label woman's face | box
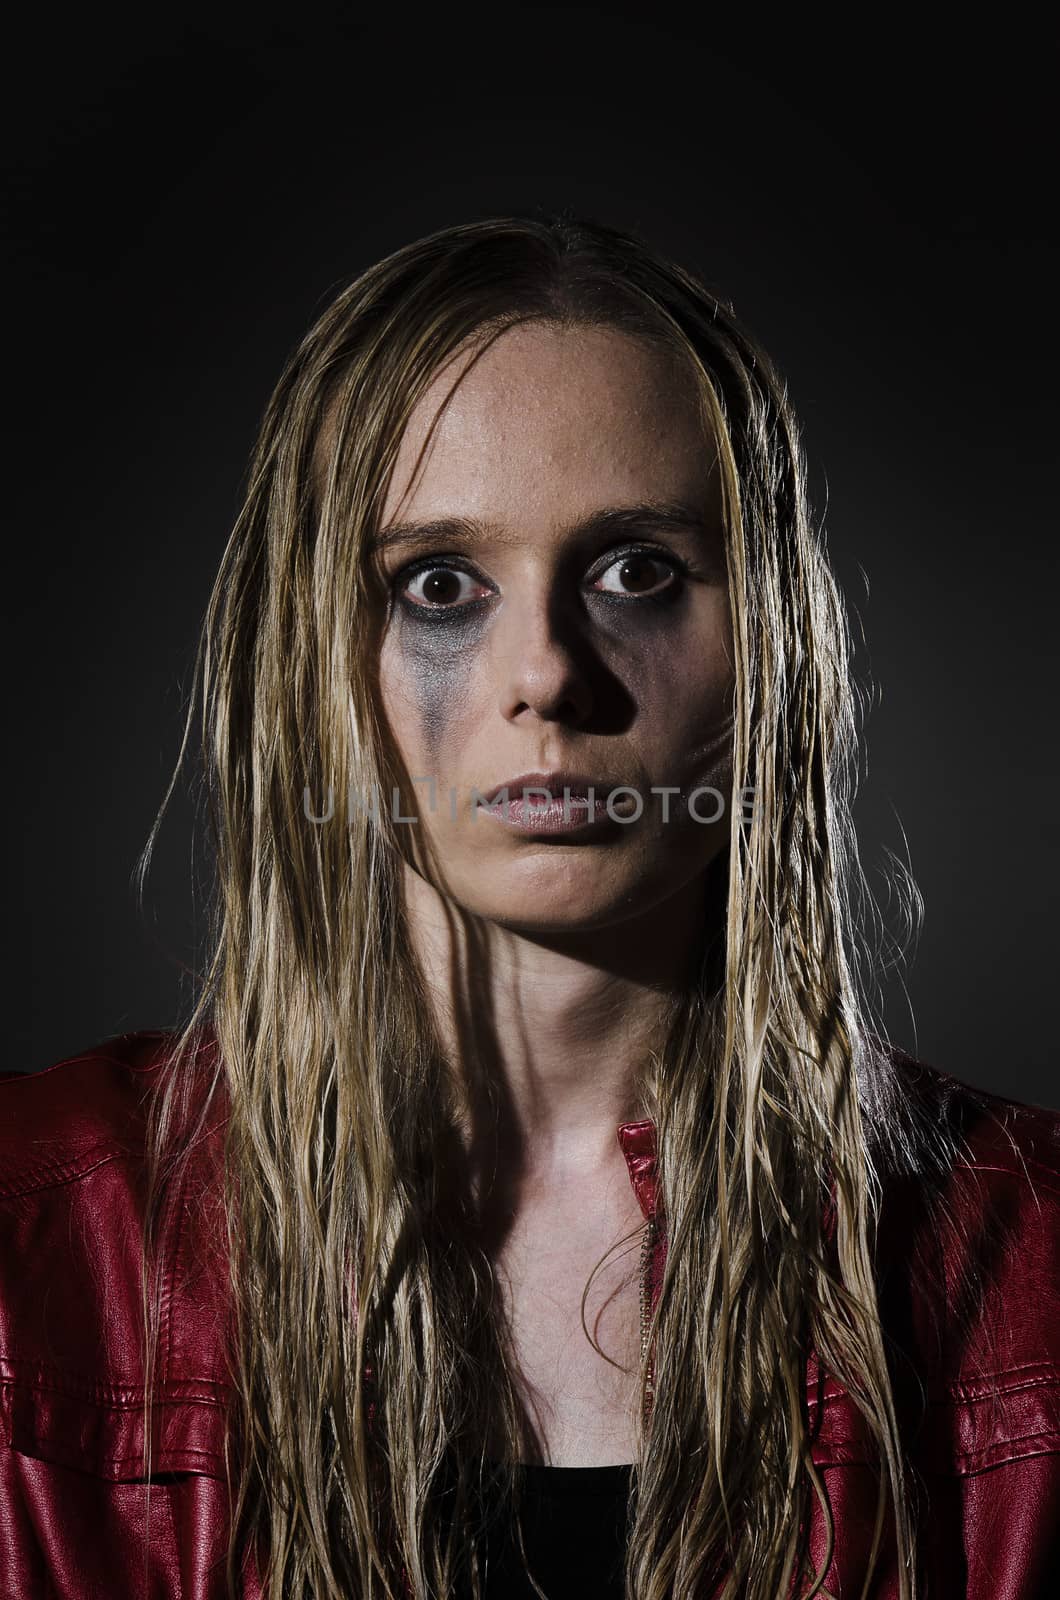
[373,320,736,934]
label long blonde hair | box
[134,211,966,1599]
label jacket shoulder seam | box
[955,1156,1060,1202]
[0,1141,130,1200]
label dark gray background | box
[6,11,1057,1104]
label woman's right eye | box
[396,562,493,610]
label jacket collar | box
[617,1118,660,1220]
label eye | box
[389,544,689,615]
[590,546,685,599]
[395,560,494,610]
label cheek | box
[588,591,712,721]
[379,609,491,766]
[596,593,734,724]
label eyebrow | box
[369,499,713,555]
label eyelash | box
[390,544,693,612]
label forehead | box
[380,321,715,526]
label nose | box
[494,582,594,726]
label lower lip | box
[476,792,638,834]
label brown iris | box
[614,554,666,594]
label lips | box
[481,770,625,804]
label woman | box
[2,212,1058,1600]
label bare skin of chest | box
[488,1180,648,1467]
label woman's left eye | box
[591,548,684,598]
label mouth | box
[481,770,629,805]
[476,770,641,833]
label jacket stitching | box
[160,1159,194,1386]
[0,1376,230,1401]
[0,1144,128,1199]
[957,1158,1060,1198]
[8,1438,226,1471]
[0,1050,162,1084]
[942,1368,1060,1403]
[807,1363,1060,1409]
[0,1362,231,1404]
[947,1426,1060,1472]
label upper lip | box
[480,770,625,804]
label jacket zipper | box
[639,1212,656,1421]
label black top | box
[477,1462,635,1599]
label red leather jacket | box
[1,1030,1059,1599]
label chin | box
[477,903,628,938]
[453,872,654,937]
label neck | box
[401,864,713,1189]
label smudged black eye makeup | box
[390,543,695,621]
